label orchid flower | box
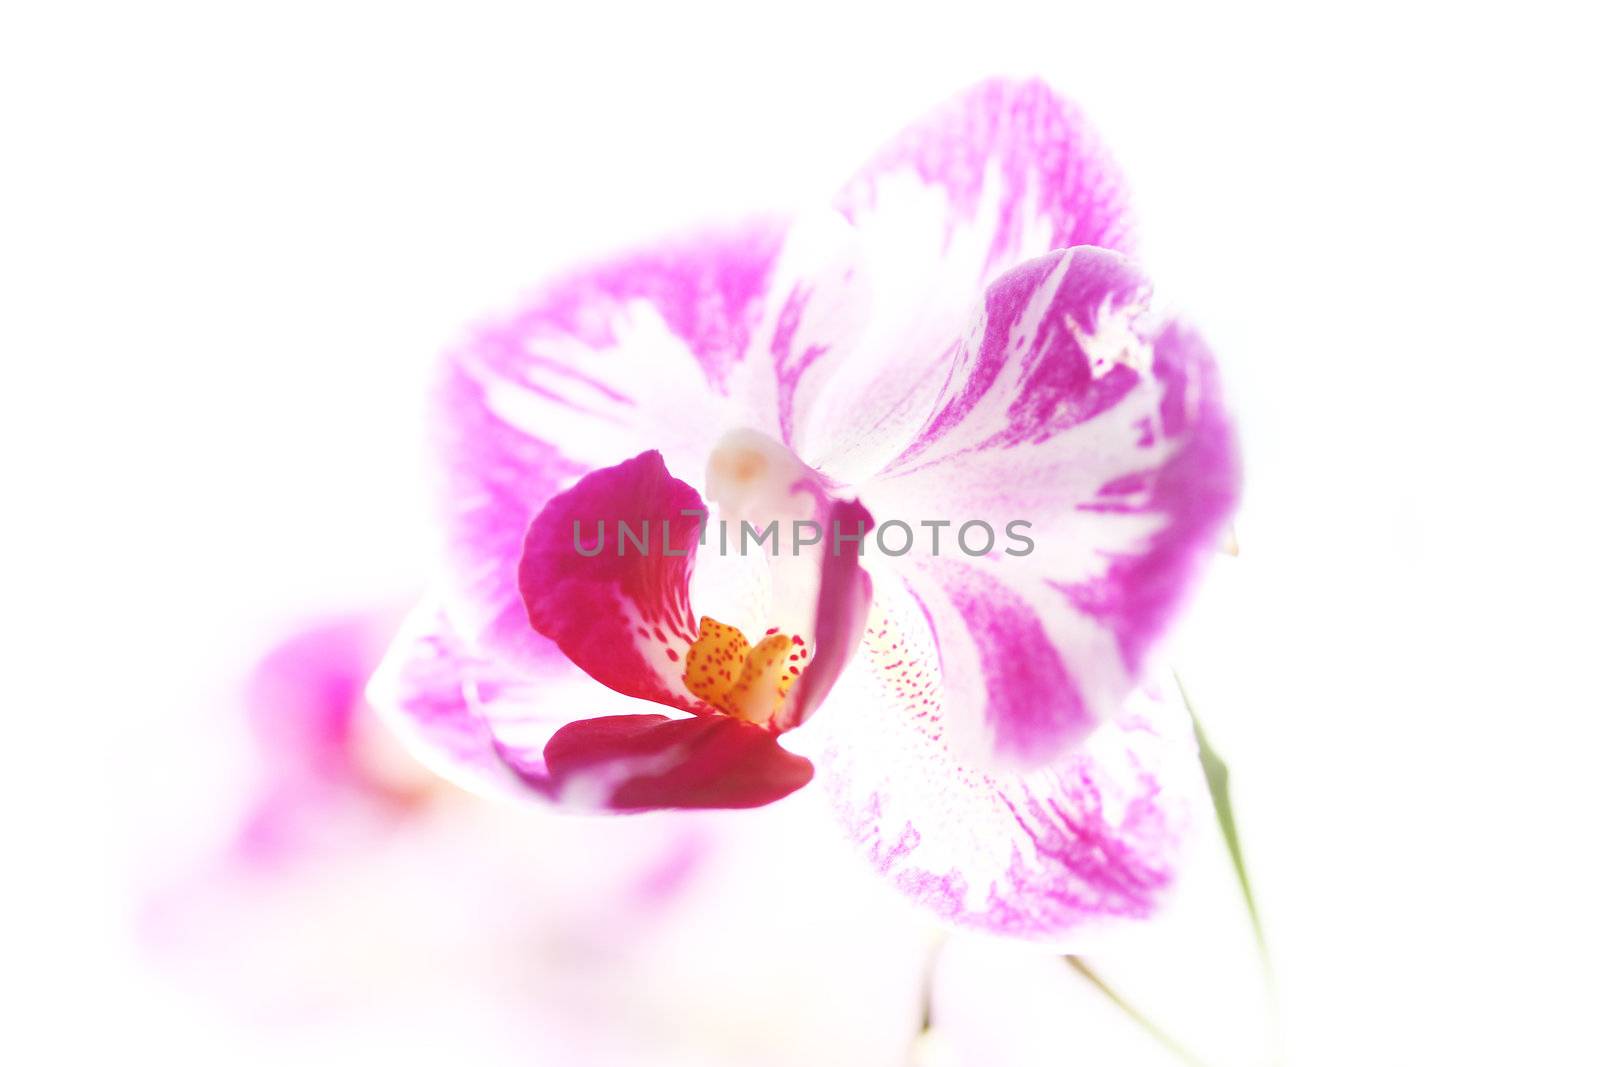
[226,612,437,866]
[370,78,1240,943]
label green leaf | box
[1174,673,1269,967]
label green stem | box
[1064,677,1281,1067]
[1064,956,1215,1067]
[917,931,947,1034]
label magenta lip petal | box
[538,713,814,812]
[518,450,710,714]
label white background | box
[5,1,1598,1064]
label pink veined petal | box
[369,598,792,811]
[793,593,1199,947]
[530,714,815,812]
[518,450,709,713]
[857,247,1241,769]
[365,599,605,805]
[743,77,1138,485]
[838,76,1136,277]
[434,219,791,671]
[775,498,875,731]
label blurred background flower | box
[140,610,938,1066]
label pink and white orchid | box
[370,78,1240,943]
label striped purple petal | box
[856,247,1240,769]
[434,219,791,671]
[796,589,1199,945]
[753,77,1138,485]
[366,598,667,806]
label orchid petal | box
[435,220,790,669]
[838,77,1137,276]
[532,713,814,811]
[738,78,1137,484]
[860,247,1240,768]
[796,605,1198,946]
[518,450,708,713]
[364,599,653,806]
[776,498,875,731]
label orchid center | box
[704,427,820,527]
[683,615,809,725]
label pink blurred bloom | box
[227,613,435,867]
[146,611,717,975]
[145,613,932,1066]
[371,79,1240,944]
